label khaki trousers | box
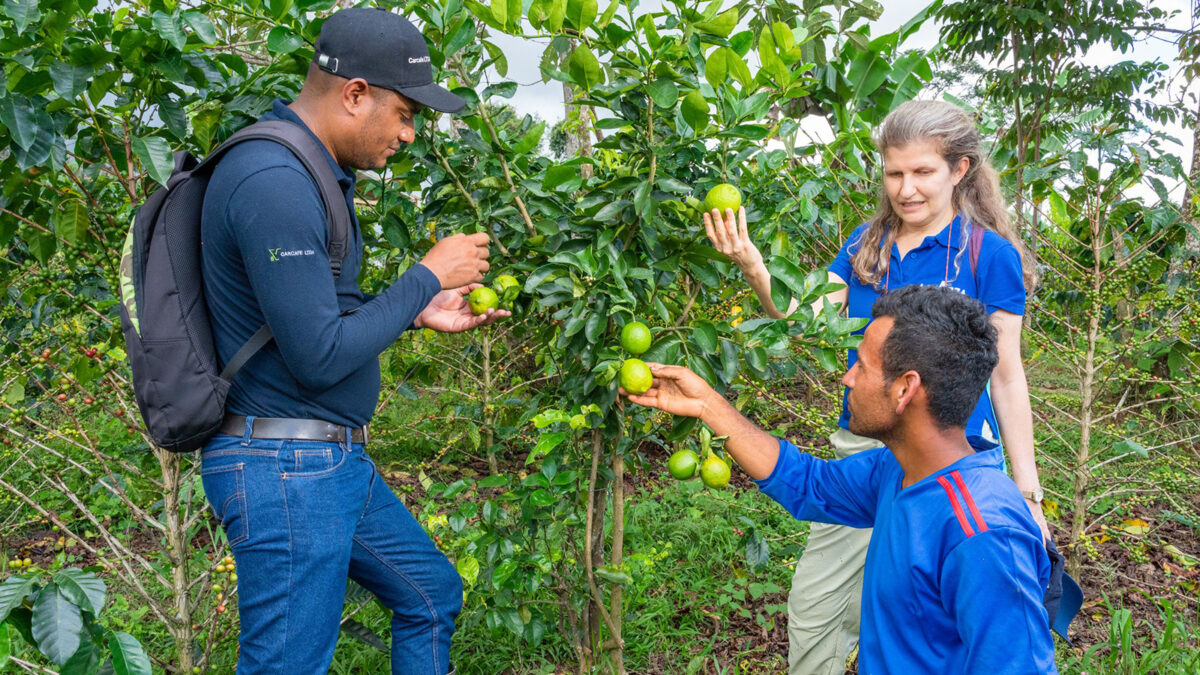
[787,428,883,675]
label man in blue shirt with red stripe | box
[623,284,1057,673]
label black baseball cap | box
[314,8,467,114]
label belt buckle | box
[361,425,369,445]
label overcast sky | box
[475,0,1195,186]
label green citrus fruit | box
[493,274,520,304]
[620,321,652,355]
[494,274,519,293]
[704,183,742,214]
[467,287,499,315]
[668,449,699,480]
[700,456,731,489]
[618,358,653,395]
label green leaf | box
[594,567,632,585]
[107,631,150,675]
[0,576,36,624]
[456,556,481,587]
[812,347,838,372]
[444,19,476,59]
[489,0,508,28]
[526,432,567,464]
[60,629,102,675]
[483,81,518,99]
[2,0,41,34]
[704,48,729,89]
[50,62,92,101]
[771,22,795,52]
[1113,439,1148,458]
[10,105,56,169]
[32,584,82,666]
[181,11,217,44]
[596,0,620,28]
[269,0,293,21]
[745,531,769,570]
[528,489,557,506]
[681,89,710,129]
[565,0,597,31]
[696,6,738,37]
[150,11,186,51]
[381,211,411,250]
[52,200,89,247]
[266,26,304,54]
[0,622,9,671]
[691,321,718,354]
[705,47,751,90]
[52,570,105,617]
[131,135,175,188]
[477,475,508,488]
[192,107,222,153]
[567,44,604,90]
[657,176,691,194]
[338,620,387,654]
[3,381,24,405]
[646,78,678,108]
[0,93,39,151]
[547,0,566,32]
[768,256,807,295]
[27,230,57,263]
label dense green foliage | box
[0,0,1197,672]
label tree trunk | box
[158,450,195,674]
[1068,190,1106,577]
[483,332,498,475]
[581,429,608,672]
[1169,95,1199,284]
[608,432,625,674]
[561,40,593,180]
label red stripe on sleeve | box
[937,475,976,537]
[950,471,989,533]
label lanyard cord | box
[883,220,961,293]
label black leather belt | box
[221,415,368,445]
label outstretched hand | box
[703,206,762,271]
[414,284,510,333]
[619,363,715,419]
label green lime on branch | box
[700,455,730,489]
[620,321,652,355]
[618,358,653,395]
[704,183,742,214]
[467,287,499,315]
[493,274,520,305]
[667,449,699,480]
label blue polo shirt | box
[757,438,1057,674]
[201,100,441,428]
[828,217,1026,437]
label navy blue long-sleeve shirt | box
[201,100,441,427]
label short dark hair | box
[870,285,998,429]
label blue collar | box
[263,99,356,191]
[932,214,968,250]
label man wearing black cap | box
[199,8,490,674]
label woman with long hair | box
[704,99,1049,675]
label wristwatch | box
[1020,487,1045,504]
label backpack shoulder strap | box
[200,120,354,383]
[219,323,275,381]
[201,120,352,278]
[968,222,984,283]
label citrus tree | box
[0,0,934,671]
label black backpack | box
[118,120,351,452]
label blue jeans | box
[201,422,462,674]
